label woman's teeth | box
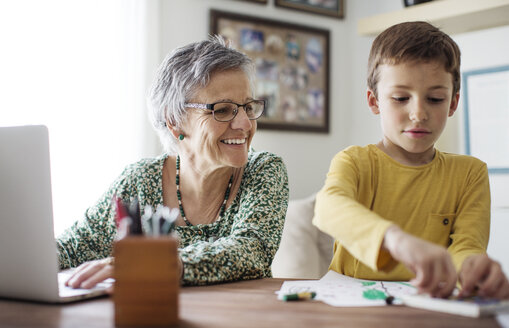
[222,138,246,145]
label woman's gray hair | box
[147,35,255,154]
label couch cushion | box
[271,194,334,279]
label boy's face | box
[367,61,459,165]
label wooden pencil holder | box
[113,236,179,326]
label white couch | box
[271,194,334,279]
[272,198,509,280]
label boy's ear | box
[367,89,380,115]
[448,92,460,117]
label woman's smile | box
[221,138,247,145]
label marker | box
[152,206,162,237]
[161,208,179,235]
[128,197,143,235]
[113,194,129,228]
[282,291,316,301]
[141,205,153,235]
[116,217,132,240]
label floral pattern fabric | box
[56,151,289,285]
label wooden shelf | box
[358,0,509,36]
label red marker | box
[113,194,129,227]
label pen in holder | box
[113,235,179,326]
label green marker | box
[282,291,316,301]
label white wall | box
[452,26,509,273]
[452,26,509,210]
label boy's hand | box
[459,254,509,299]
[384,225,457,298]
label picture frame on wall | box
[210,9,330,133]
[463,65,509,173]
[275,0,344,19]
[234,0,268,4]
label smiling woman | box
[175,69,258,170]
[56,36,289,288]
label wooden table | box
[0,278,500,327]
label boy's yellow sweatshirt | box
[313,145,490,280]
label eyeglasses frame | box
[184,99,266,122]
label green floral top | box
[56,151,289,286]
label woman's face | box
[179,69,257,170]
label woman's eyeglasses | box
[184,100,265,122]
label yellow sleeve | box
[448,162,490,271]
[313,150,396,271]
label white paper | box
[497,313,509,328]
[276,270,417,307]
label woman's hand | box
[65,257,114,294]
[383,225,457,298]
[459,254,509,299]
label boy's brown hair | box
[367,21,461,98]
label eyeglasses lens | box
[213,103,237,122]
[213,101,264,122]
[244,102,264,119]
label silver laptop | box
[0,125,111,303]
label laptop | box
[0,125,111,303]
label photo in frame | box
[463,65,509,173]
[275,0,344,19]
[210,10,330,133]
[234,0,268,4]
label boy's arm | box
[314,150,457,297]
[313,151,395,271]
[449,163,509,299]
[447,162,490,270]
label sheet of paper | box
[277,270,417,307]
[497,313,509,328]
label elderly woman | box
[58,36,289,287]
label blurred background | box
[1,0,507,271]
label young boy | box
[313,21,509,299]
